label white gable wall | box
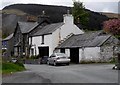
[60,23,83,40]
[60,14,84,40]
[51,16,84,54]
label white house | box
[29,12,84,57]
[56,31,119,63]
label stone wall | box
[100,45,114,61]
[100,36,118,62]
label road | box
[2,64,118,83]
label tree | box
[72,1,89,28]
[103,19,120,39]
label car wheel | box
[53,61,56,66]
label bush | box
[15,61,24,67]
[108,57,116,63]
[29,55,38,59]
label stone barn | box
[56,31,119,63]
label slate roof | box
[57,31,111,48]
[32,22,64,36]
[18,21,38,33]
[3,33,14,41]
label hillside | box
[2,9,26,15]
[100,12,120,19]
[2,4,109,37]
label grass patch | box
[2,62,25,74]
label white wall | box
[80,47,101,61]
[60,14,84,40]
[60,24,84,40]
[30,34,52,56]
[52,28,60,52]
[51,14,84,54]
[79,49,82,62]
[65,49,70,57]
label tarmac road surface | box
[2,64,118,83]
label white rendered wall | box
[61,14,84,40]
[52,28,60,52]
[82,47,101,61]
[79,49,82,62]
[65,49,70,57]
[30,34,52,56]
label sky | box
[0,0,119,13]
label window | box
[2,41,7,46]
[41,35,44,44]
[50,54,56,57]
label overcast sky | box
[0,0,119,13]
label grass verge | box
[2,62,25,75]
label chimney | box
[63,10,74,24]
[37,10,50,24]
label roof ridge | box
[99,35,111,46]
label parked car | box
[40,56,49,64]
[47,53,70,66]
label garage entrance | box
[60,48,65,53]
[38,47,49,58]
[70,48,79,64]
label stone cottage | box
[13,12,50,57]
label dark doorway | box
[60,48,65,53]
[38,47,49,58]
[70,48,79,64]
